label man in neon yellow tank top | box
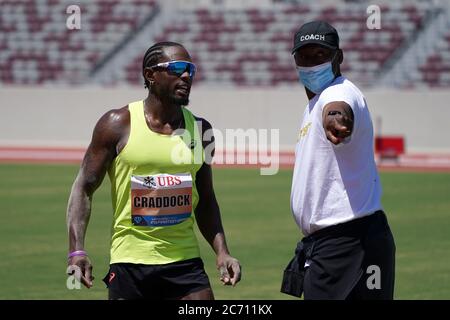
[66,41,241,299]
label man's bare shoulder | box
[97,105,129,130]
[98,105,130,127]
[92,105,130,145]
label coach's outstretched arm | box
[66,109,127,288]
[194,118,242,287]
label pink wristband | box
[68,250,88,259]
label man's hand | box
[67,255,94,288]
[322,101,354,145]
[217,253,241,286]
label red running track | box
[1,146,450,172]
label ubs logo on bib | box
[143,175,182,188]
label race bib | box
[130,173,192,226]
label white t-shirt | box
[290,76,382,236]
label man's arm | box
[194,118,241,286]
[322,101,354,145]
[66,107,128,288]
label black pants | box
[102,258,211,300]
[281,211,396,300]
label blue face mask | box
[296,57,336,94]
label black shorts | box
[281,211,396,300]
[102,257,211,300]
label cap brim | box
[291,41,337,54]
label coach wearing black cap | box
[281,21,396,300]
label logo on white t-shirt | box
[298,122,312,141]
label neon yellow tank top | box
[107,100,204,265]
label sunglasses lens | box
[168,62,186,75]
[168,62,196,78]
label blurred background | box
[0,0,449,300]
[1,0,450,163]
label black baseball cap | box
[292,21,339,54]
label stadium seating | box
[0,0,157,85]
[122,3,429,87]
[1,1,449,88]
[417,31,450,88]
